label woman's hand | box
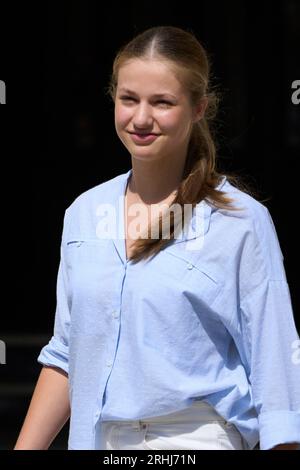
[272,443,299,450]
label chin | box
[131,150,162,162]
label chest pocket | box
[66,238,110,247]
[136,246,225,366]
[65,238,111,288]
[156,247,223,308]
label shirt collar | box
[114,170,226,253]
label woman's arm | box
[14,366,70,450]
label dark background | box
[0,0,299,450]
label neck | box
[128,155,186,205]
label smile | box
[128,132,160,145]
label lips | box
[128,132,160,144]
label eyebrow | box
[118,88,177,100]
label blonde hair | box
[109,26,247,263]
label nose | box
[132,102,153,129]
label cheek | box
[159,110,191,137]
[115,106,131,130]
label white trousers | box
[98,401,249,450]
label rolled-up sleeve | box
[240,279,300,449]
[236,205,300,449]
[37,209,71,375]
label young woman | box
[15,26,300,450]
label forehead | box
[117,58,184,96]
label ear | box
[193,97,208,122]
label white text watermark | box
[0,80,6,104]
[95,197,206,251]
[291,339,300,365]
[0,340,6,364]
[291,80,300,105]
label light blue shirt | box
[38,169,300,450]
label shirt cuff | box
[37,335,69,375]
[259,410,300,449]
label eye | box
[119,95,136,102]
[156,100,173,107]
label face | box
[114,58,203,164]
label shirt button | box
[187,264,193,270]
[112,311,119,319]
[106,360,113,368]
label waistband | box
[102,400,227,426]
